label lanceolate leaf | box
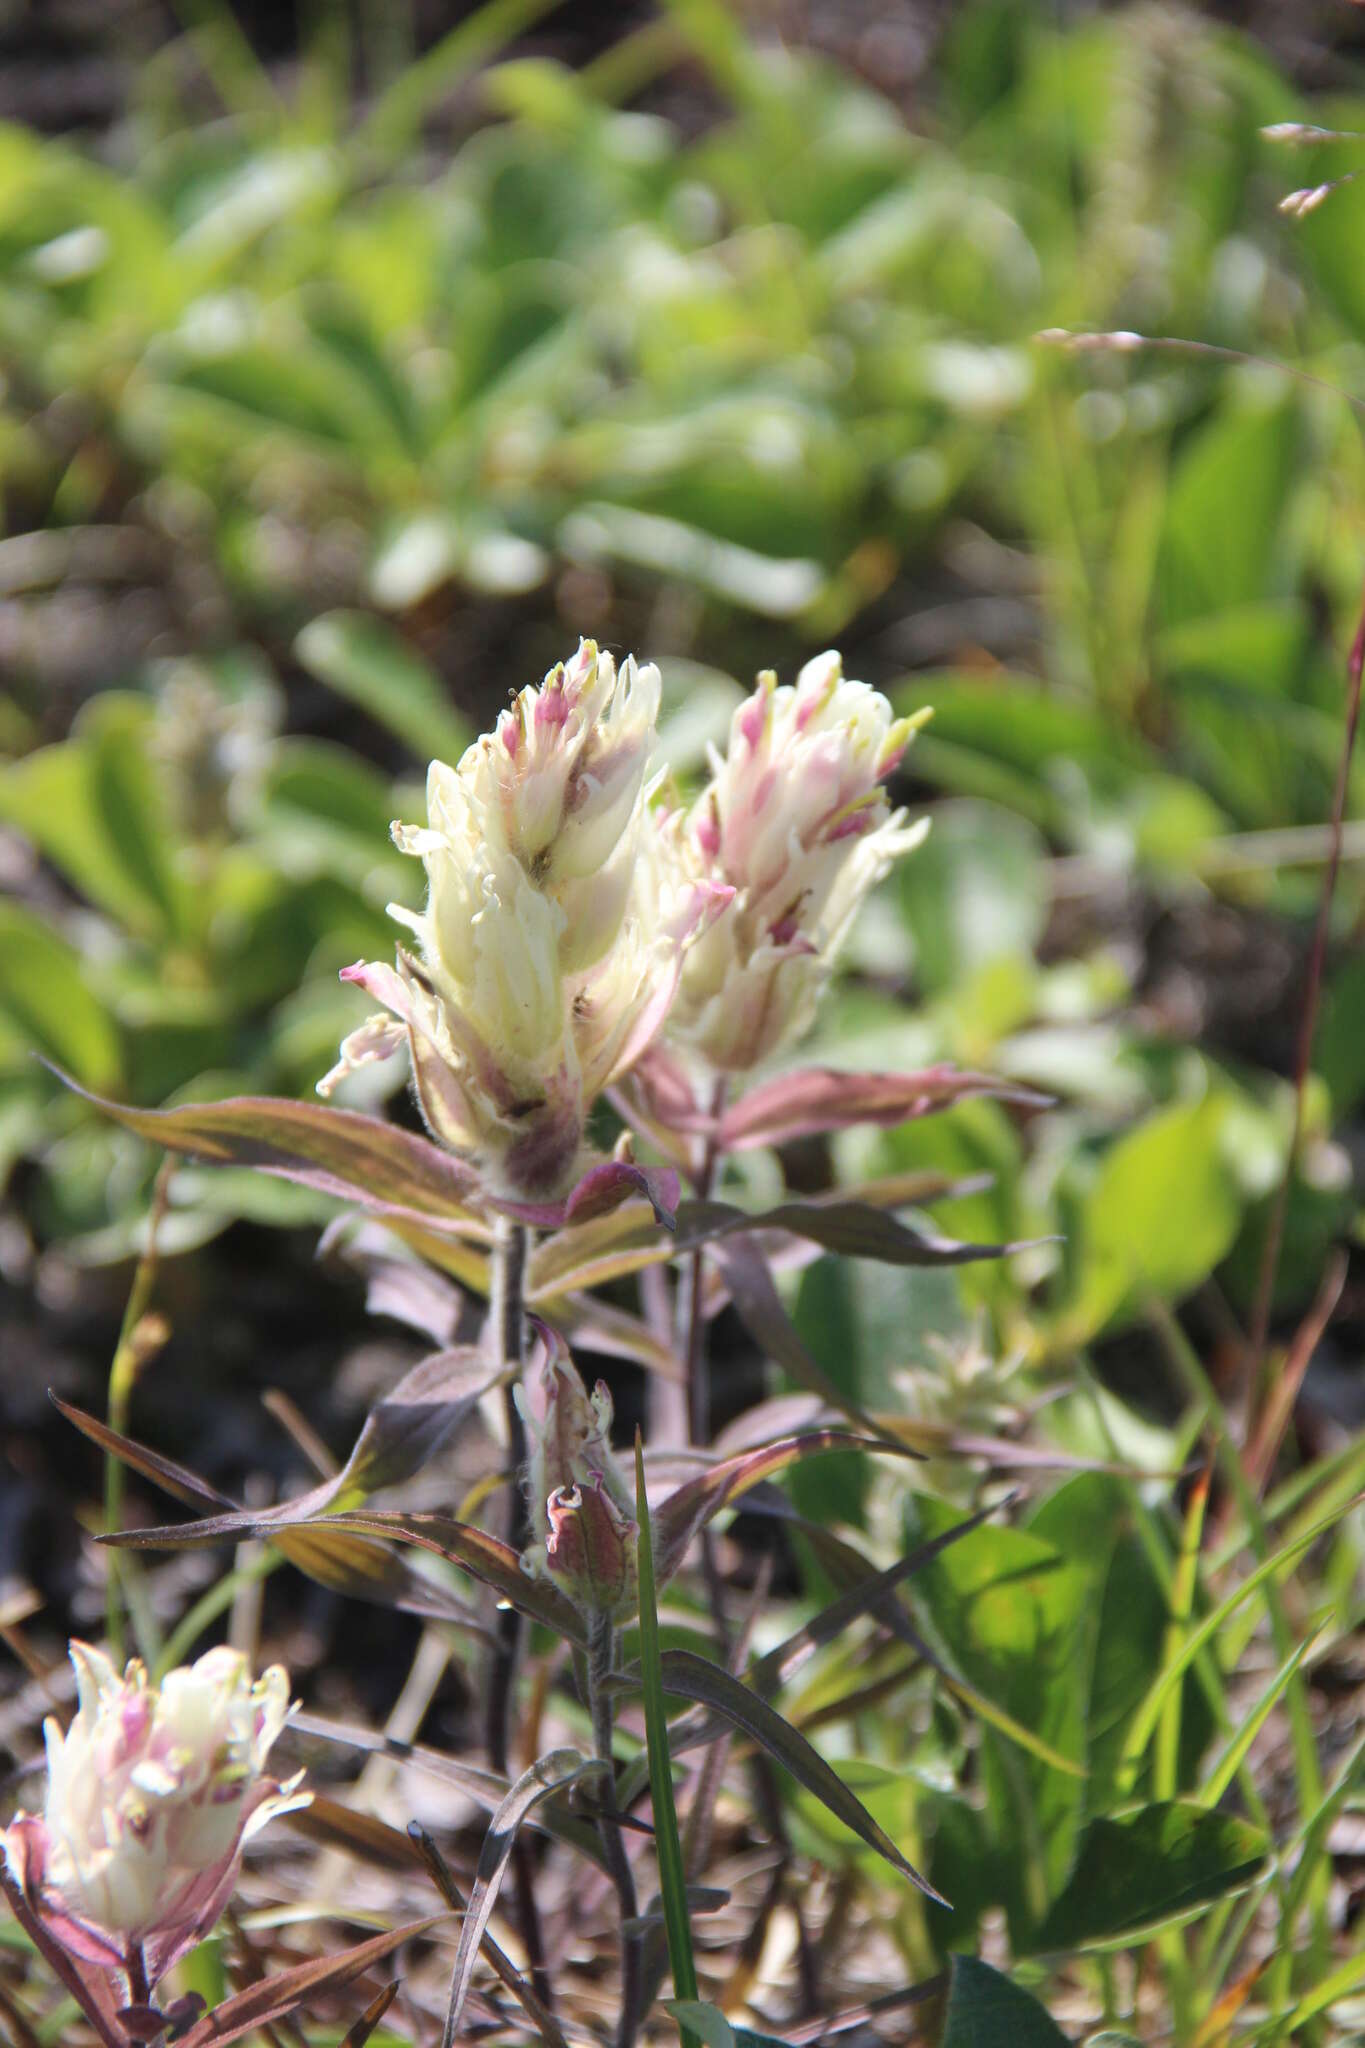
[672,1196,1039,1268]
[50,1069,480,1228]
[225,1507,588,1645]
[708,1234,885,1432]
[650,1429,915,1588]
[654,1649,947,1905]
[65,1398,491,1635]
[103,1345,499,1545]
[442,1751,600,2044]
[172,1920,441,2047]
[718,1066,1047,1152]
[51,1393,236,1513]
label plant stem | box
[124,1940,150,2010]
[483,1214,551,2009]
[587,1608,644,2048]
[104,1161,174,1660]
[677,1077,728,1448]
[1243,576,1364,1431]
[675,1077,731,1644]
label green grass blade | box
[1198,1629,1320,1808]
[1115,1492,1353,1795]
[635,1432,701,2041]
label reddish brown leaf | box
[172,1919,441,2046]
[720,1065,1047,1151]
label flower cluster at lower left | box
[2,1640,307,1992]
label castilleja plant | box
[40,638,1061,2048]
[1,1643,306,2020]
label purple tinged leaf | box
[706,1236,887,1436]
[650,1429,916,1588]
[170,1919,441,2047]
[672,1196,1043,1267]
[48,1068,480,1228]
[50,1393,236,1512]
[442,1750,601,2045]
[61,1396,491,1634]
[262,1509,590,1646]
[719,1065,1049,1151]
[340,1983,399,2048]
[502,1157,681,1230]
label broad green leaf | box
[86,696,187,942]
[938,1955,1067,2048]
[1064,1096,1244,1339]
[0,741,150,926]
[1030,1803,1267,1950]
[294,611,471,766]
[0,906,121,1090]
[1155,401,1296,627]
[910,1499,1092,1941]
[898,800,1048,996]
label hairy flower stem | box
[484,1215,551,2009]
[124,1940,150,2010]
[587,1609,643,2048]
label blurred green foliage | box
[1,2,1363,2034]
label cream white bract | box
[665,651,928,1070]
[319,640,728,1203]
[2,1642,306,1984]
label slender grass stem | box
[587,1609,644,2048]
[104,1162,174,1660]
[1242,576,1364,1417]
[1148,1300,1330,2011]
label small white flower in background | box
[664,650,930,1071]
[320,640,730,1203]
[2,1641,307,1986]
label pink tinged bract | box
[1,1642,308,1990]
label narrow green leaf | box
[294,610,470,765]
[636,1431,700,2042]
[1116,1496,1353,1792]
[655,1649,945,1904]
[1199,1631,1319,1808]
